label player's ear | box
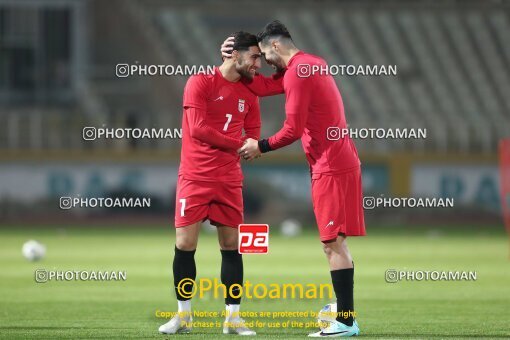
[272,40,279,52]
[231,50,240,62]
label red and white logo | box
[238,224,269,254]
[238,99,245,113]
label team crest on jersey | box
[238,99,245,113]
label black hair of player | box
[231,31,258,52]
[257,20,293,45]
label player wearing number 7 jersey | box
[159,32,261,336]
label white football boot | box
[158,312,192,334]
[223,317,256,336]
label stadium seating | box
[1,0,509,153]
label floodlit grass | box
[0,225,509,339]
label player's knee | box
[322,238,348,257]
[175,237,197,251]
[322,243,335,257]
[219,236,237,250]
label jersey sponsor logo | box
[238,99,245,113]
[238,224,269,254]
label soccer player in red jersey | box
[158,32,260,336]
[223,21,365,337]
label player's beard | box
[267,55,285,73]
[236,60,255,80]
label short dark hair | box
[231,31,258,52]
[257,20,293,44]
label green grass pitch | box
[0,225,509,339]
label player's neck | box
[283,48,300,67]
[218,63,241,82]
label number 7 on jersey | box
[223,114,232,131]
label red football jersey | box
[179,67,261,182]
[244,52,360,175]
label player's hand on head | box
[221,36,235,59]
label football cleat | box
[308,320,359,337]
[223,317,256,336]
[158,312,192,334]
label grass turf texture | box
[0,225,509,339]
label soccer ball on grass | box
[22,240,46,261]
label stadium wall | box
[0,152,501,224]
